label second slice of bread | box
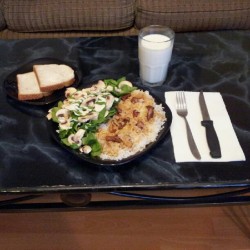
[17,72,51,101]
[33,64,75,92]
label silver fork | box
[176,91,201,160]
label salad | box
[47,77,137,157]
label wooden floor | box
[0,194,249,250]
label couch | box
[0,0,250,39]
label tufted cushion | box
[136,0,250,32]
[0,0,6,30]
[4,0,135,32]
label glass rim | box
[139,25,175,43]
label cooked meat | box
[146,105,154,120]
[106,135,122,143]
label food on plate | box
[33,64,75,92]
[96,89,166,160]
[17,72,52,101]
[47,77,167,161]
[16,63,75,101]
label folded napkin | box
[165,91,246,162]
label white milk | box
[139,34,173,85]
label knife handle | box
[201,120,221,158]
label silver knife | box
[199,91,221,158]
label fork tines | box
[176,91,187,110]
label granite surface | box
[0,31,249,193]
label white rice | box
[98,94,166,161]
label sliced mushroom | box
[95,80,106,90]
[62,99,70,108]
[65,103,79,111]
[80,145,92,154]
[58,116,67,124]
[86,112,98,121]
[114,87,122,93]
[72,91,85,99]
[67,129,85,147]
[77,109,91,117]
[118,80,132,88]
[67,134,76,144]
[75,129,85,139]
[56,109,70,119]
[78,116,90,123]
[106,85,113,92]
[82,96,96,107]
[59,119,71,130]
[56,109,70,124]
[65,87,77,98]
[78,112,98,123]
[73,129,85,145]
[105,94,115,110]
[81,89,89,96]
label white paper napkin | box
[165,91,246,162]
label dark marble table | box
[0,31,250,210]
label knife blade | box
[199,91,221,158]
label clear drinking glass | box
[138,25,175,87]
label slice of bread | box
[17,72,52,101]
[33,64,75,92]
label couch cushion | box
[136,0,250,31]
[4,0,135,32]
[0,27,139,40]
[0,0,6,30]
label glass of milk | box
[139,25,175,87]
